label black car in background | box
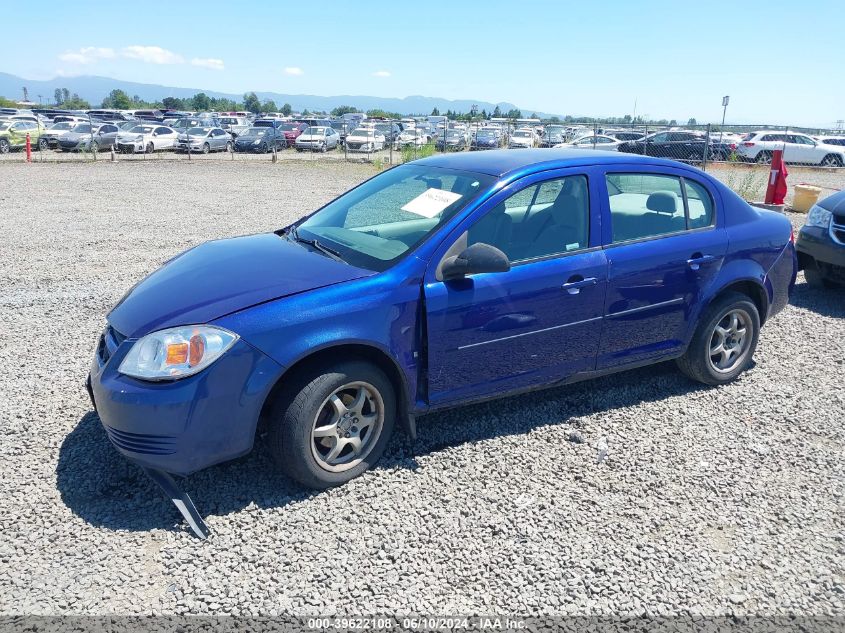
[373,122,402,145]
[233,126,287,152]
[471,129,503,150]
[796,189,845,287]
[618,131,711,161]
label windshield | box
[303,126,324,135]
[477,130,496,138]
[279,123,299,131]
[350,128,374,136]
[513,131,531,138]
[50,122,75,130]
[296,165,494,272]
[241,128,267,137]
[0,122,10,131]
[73,124,93,133]
[187,127,208,136]
[446,131,461,139]
[128,126,154,134]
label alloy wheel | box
[708,309,752,373]
[310,381,385,473]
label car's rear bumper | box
[87,331,282,476]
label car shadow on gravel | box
[58,360,707,536]
[789,281,845,318]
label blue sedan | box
[87,150,796,537]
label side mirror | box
[441,243,510,280]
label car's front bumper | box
[796,225,845,269]
[117,141,145,153]
[87,327,283,476]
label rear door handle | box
[561,277,598,295]
[687,254,716,270]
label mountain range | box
[0,72,555,117]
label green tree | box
[64,93,90,109]
[242,92,261,113]
[687,117,697,126]
[161,96,183,110]
[669,119,677,126]
[302,108,311,116]
[54,88,63,105]
[505,108,522,119]
[0,95,18,108]
[262,99,278,113]
[191,92,211,111]
[331,105,358,116]
[102,89,131,110]
[61,88,70,103]
[281,103,292,116]
[492,105,502,118]
[430,107,440,116]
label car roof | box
[415,148,698,178]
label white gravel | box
[0,160,843,617]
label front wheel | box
[268,360,396,488]
[38,138,48,151]
[755,151,772,165]
[676,292,760,385]
[145,142,154,154]
[0,139,10,154]
[202,142,210,154]
[226,141,233,153]
[821,154,843,167]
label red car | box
[280,122,307,146]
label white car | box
[555,134,621,151]
[295,126,340,152]
[815,135,845,148]
[509,129,538,149]
[736,131,845,166]
[40,121,79,148]
[394,128,428,148]
[116,124,178,154]
[345,128,385,152]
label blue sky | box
[3,0,843,126]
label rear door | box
[597,168,727,368]
[424,168,608,405]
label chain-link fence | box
[6,114,845,172]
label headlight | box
[118,325,238,381]
[805,204,832,229]
[135,135,143,141]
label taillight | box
[729,143,736,149]
[790,227,795,243]
[743,142,755,147]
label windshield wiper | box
[286,226,345,262]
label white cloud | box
[191,57,225,71]
[372,70,391,77]
[122,45,184,65]
[58,47,116,64]
[284,67,304,76]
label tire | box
[226,141,233,153]
[261,142,268,154]
[268,360,396,489]
[319,142,327,153]
[91,141,99,152]
[804,261,838,289]
[145,142,154,154]
[676,291,760,386]
[202,142,210,154]
[37,137,48,151]
[820,154,843,167]
[755,151,772,165]
[0,139,9,154]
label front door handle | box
[561,276,598,295]
[687,254,716,270]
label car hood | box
[108,232,373,339]
[296,134,321,141]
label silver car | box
[58,123,119,152]
[175,127,233,154]
[294,126,341,152]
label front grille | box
[831,217,845,245]
[347,142,363,149]
[105,427,177,455]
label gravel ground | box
[0,160,843,617]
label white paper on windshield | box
[401,189,463,218]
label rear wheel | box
[677,292,760,385]
[261,142,268,153]
[202,142,210,154]
[821,154,843,167]
[226,141,233,153]
[756,151,772,165]
[145,142,154,154]
[268,360,396,489]
[0,139,10,154]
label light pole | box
[719,95,729,144]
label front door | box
[424,169,608,406]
